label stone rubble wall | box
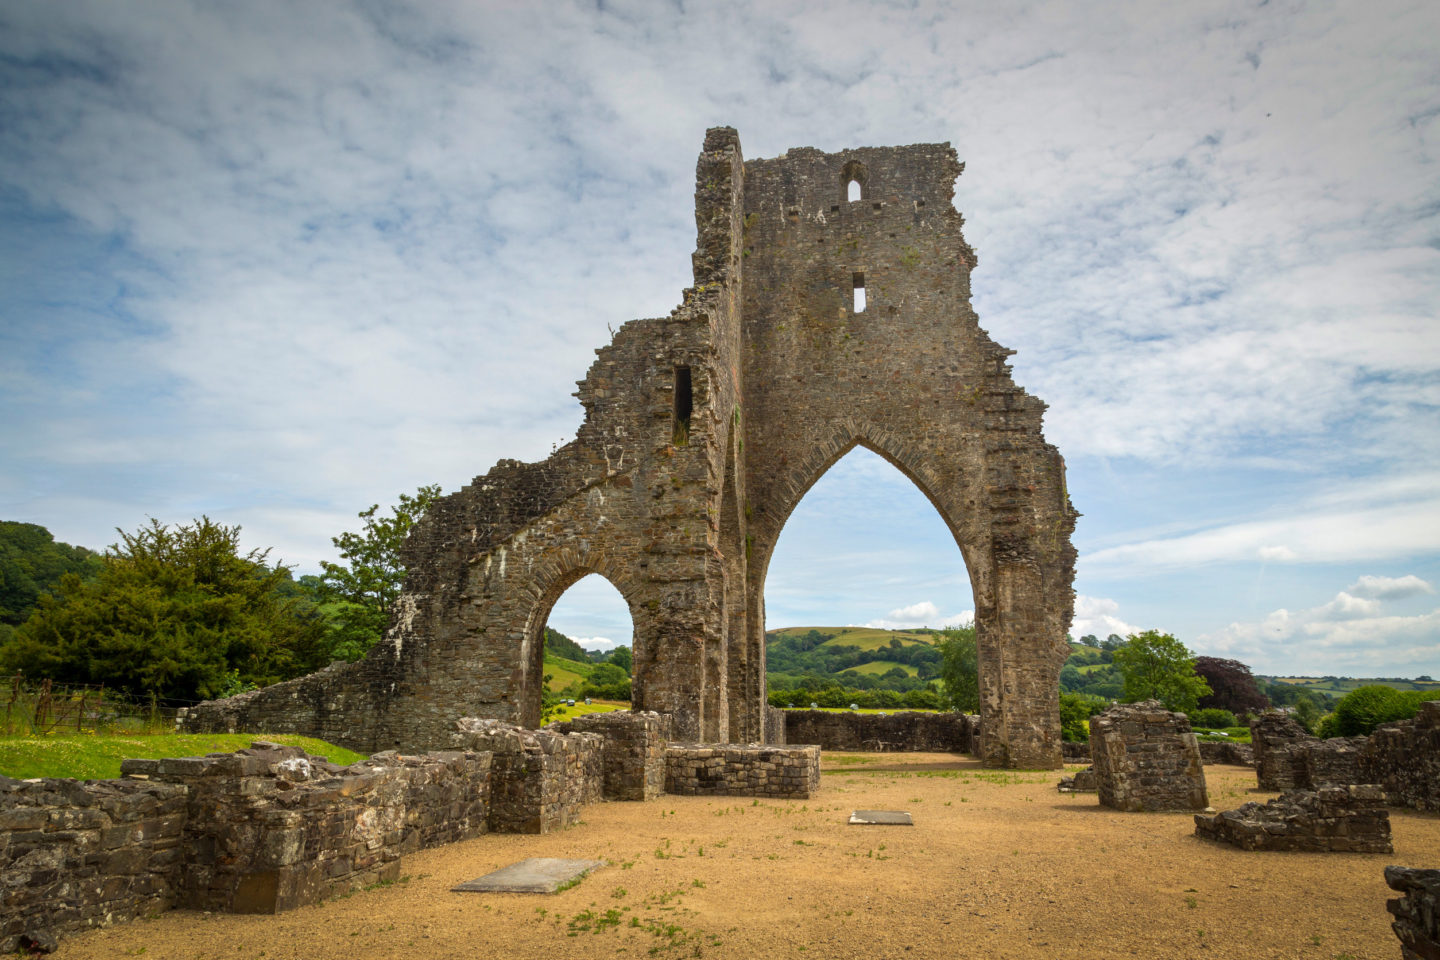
[1057,766,1097,793]
[1,742,492,951]
[1089,700,1208,812]
[119,743,492,914]
[549,711,667,801]
[451,718,601,833]
[1197,740,1254,766]
[664,744,821,798]
[1061,741,1091,762]
[1386,866,1440,960]
[1296,736,1369,789]
[1,777,188,953]
[1194,785,1392,853]
[780,711,977,753]
[1361,701,1440,812]
[1249,712,1315,790]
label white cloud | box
[1348,574,1434,601]
[1084,474,1440,576]
[1257,545,1297,562]
[1070,595,1141,642]
[574,636,621,653]
[1199,576,1440,675]
[863,601,973,631]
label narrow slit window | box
[847,179,862,202]
[673,365,693,444]
[852,272,866,313]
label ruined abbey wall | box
[182,128,1076,767]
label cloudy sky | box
[2,0,1437,676]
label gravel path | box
[58,754,1435,960]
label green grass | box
[843,660,919,677]
[541,699,630,726]
[0,733,367,781]
[1269,677,1440,694]
[779,705,943,715]
[543,653,594,692]
[766,624,933,653]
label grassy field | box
[778,705,944,714]
[0,733,366,780]
[766,626,939,651]
[1269,677,1440,694]
[540,699,629,725]
[543,653,594,692]
[842,660,919,677]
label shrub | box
[1189,708,1238,729]
[1059,693,1107,742]
[1320,685,1440,737]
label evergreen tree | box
[0,517,325,703]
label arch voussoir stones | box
[182,128,1078,767]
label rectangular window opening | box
[852,272,867,313]
[673,365,693,445]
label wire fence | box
[3,674,175,736]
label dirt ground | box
[58,754,1437,960]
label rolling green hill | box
[843,660,919,677]
[768,626,938,651]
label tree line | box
[0,487,440,705]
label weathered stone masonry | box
[183,127,1078,769]
[1088,701,1208,812]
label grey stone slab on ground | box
[452,858,605,894]
[849,810,913,825]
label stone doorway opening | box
[762,446,977,712]
[525,571,637,728]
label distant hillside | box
[765,626,943,691]
[1263,676,1440,695]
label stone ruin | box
[1246,702,1440,811]
[1088,700,1208,812]
[1249,711,1314,790]
[2,713,823,952]
[780,709,977,753]
[1363,700,1440,812]
[1194,784,1392,853]
[1056,766,1097,792]
[1387,866,1440,960]
[179,127,1078,769]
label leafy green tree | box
[607,645,633,673]
[0,521,103,626]
[1111,630,1212,713]
[1319,685,1440,737]
[312,485,441,660]
[1059,692,1107,741]
[936,623,978,712]
[0,517,325,703]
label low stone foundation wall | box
[1197,740,1254,766]
[1296,736,1368,789]
[1,742,493,951]
[452,719,601,832]
[1194,785,1391,853]
[664,744,821,798]
[1386,866,1440,960]
[1090,701,1208,812]
[120,743,492,913]
[1057,766,1096,793]
[550,711,666,801]
[780,711,976,753]
[1062,741,1091,762]
[1,777,187,953]
[1362,701,1440,811]
[1250,712,1315,790]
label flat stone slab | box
[849,810,913,825]
[452,858,605,894]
